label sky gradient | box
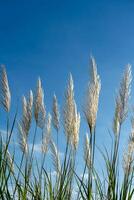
[0,0,134,175]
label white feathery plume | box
[123,116,134,173]
[50,139,61,173]
[118,64,132,123]
[18,123,28,154]
[28,90,33,112]
[123,142,133,173]
[17,91,33,155]
[130,117,134,144]
[63,74,75,142]
[113,64,132,135]
[84,56,101,133]
[42,113,52,154]
[34,78,42,122]
[21,91,33,137]
[34,78,46,129]
[37,101,46,129]
[0,66,11,112]
[21,96,28,135]
[72,102,80,150]
[52,94,60,132]
[27,90,33,124]
[90,56,99,84]
[22,96,27,116]
[113,101,120,136]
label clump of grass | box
[0,59,133,200]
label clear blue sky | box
[0,0,134,175]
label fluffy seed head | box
[123,117,134,173]
[42,113,52,153]
[63,74,80,147]
[34,78,46,128]
[130,117,134,144]
[113,64,132,135]
[21,92,33,137]
[28,90,33,111]
[0,66,11,112]
[90,56,99,84]
[21,96,28,134]
[113,100,120,136]
[18,91,33,153]
[50,140,61,173]
[52,94,60,132]
[84,57,101,133]
[72,102,81,150]
[63,74,75,142]
[27,90,33,121]
[37,102,46,129]
[22,96,27,115]
[123,143,133,173]
[18,123,28,154]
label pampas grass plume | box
[0,66,11,112]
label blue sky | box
[0,0,134,176]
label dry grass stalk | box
[42,113,52,153]
[63,74,75,142]
[119,64,132,122]
[84,133,91,169]
[28,90,33,113]
[0,65,11,112]
[50,139,61,173]
[17,91,33,154]
[123,143,133,173]
[63,74,80,148]
[52,94,60,132]
[22,96,28,134]
[18,122,28,154]
[113,100,120,135]
[123,117,134,173]
[84,56,101,133]
[113,65,132,135]
[21,91,33,137]
[72,102,80,150]
[27,90,33,125]
[34,78,46,129]
[129,116,134,144]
